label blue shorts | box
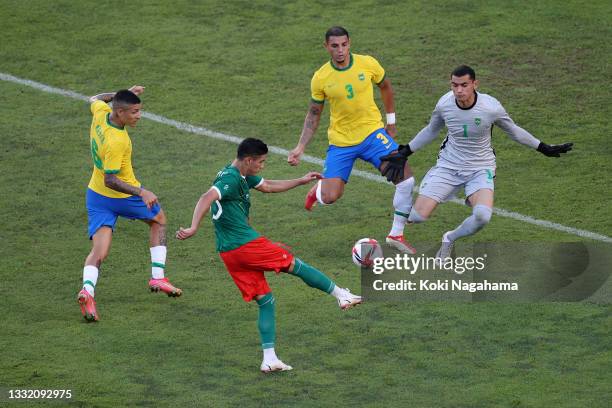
[323,128,399,182]
[86,188,161,239]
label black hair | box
[325,26,349,42]
[237,138,268,159]
[112,90,141,108]
[451,65,476,80]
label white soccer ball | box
[352,238,383,267]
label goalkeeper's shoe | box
[77,289,99,322]
[386,235,417,254]
[435,232,455,268]
[304,183,318,211]
[149,277,183,297]
[337,288,362,310]
[260,360,293,373]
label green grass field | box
[1,1,611,406]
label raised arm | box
[175,188,221,240]
[89,85,145,103]
[288,102,324,166]
[377,78,397,137]
[256,172,321,193]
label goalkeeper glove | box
[379,144,413,183]
[537,142,573,157]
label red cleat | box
[304,183,318,211]
[386,235,417,254]
[149,278,183,297]
[77,289,99,322]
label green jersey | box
[211,164,263,252]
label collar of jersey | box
[455,91,478,110]
[106,113,125,130]
[330,53,353,72]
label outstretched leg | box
[287,258,362,310]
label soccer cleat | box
[304,183,318,211]
[337,288,363,310]
[260,360,293,373]
[77,289,99,322]
[435,232,455,268]
[386,235,417,255]
[148,277,183,297]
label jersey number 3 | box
[345,84,354,99]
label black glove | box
[379,144,413,183]
[537,142,573,157]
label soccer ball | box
[352,238,383,267]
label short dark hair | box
[451,65,476,80]
[112,90,141,109]
[325,26,349,42]
[237,138,268,159]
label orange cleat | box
[304,183,318,211]
[386,235,417,254]
[77,289,99,322]
[149,278,183,297]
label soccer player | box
[380,65,573,260]
[78,86,182,322]
[176,138,362,373]
[287,26,416,254]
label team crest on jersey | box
[358,73,365,81]
[475,118,481,126]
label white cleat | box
[260,360,293,373]
[435,232,455,267]
[337,288,363,310]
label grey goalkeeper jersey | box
[408,91,540,170]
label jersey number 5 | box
[90,139,103,169]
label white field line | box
[2,72,611,243]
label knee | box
[408,208,428,224]
[321,189,342,204]
[153,210,167,226]
[473,205,492,225]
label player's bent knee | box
[408,208,428,223]
[152,209,167,225]
[473,205,492,225]
[321,189,342,204]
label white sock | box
[330,284,344,300]
[389,177,415,236]
[315,180,328,205]
[150,246,167,279]
[263,347,279,364]
[82,265,98,297]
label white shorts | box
[418,166,495,203]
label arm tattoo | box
[104,174,142,196]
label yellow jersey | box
[87,101,140,198]
[311,53,386,146]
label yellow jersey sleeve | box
[366,56,386,85]
[310,73,325,104]
[90,100,111,115]
[101,131,128,174]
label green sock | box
[291,258,335,294]
[256,293,276,349]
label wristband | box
[386,112,396,125]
